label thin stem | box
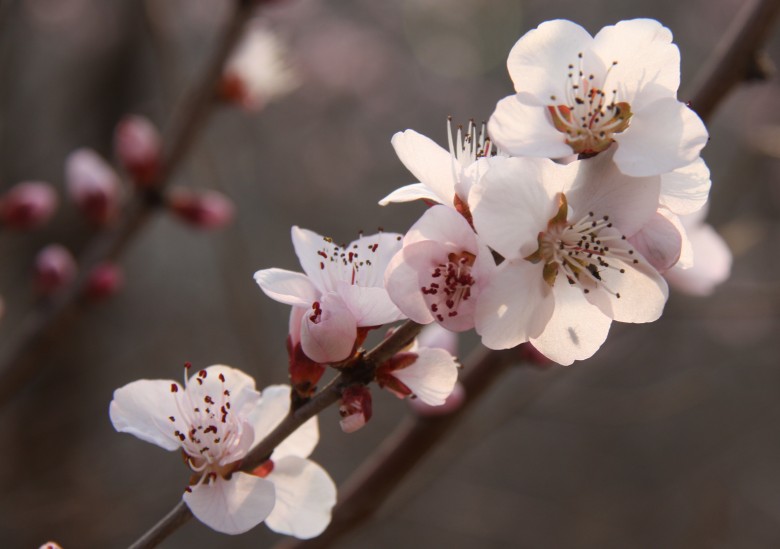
[686,0,780,123]
[126,321,423,549]
[277,345,520,549]
[0,0,256,408]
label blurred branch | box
[127,320,424,549]
[0,0,257,407]
[686,0,780,123]
[277,345,520,549]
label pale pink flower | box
[488,19,707,177]
[379,119,493,220]
[376,344,459,406]
[65,148,122,225]
[221,21,299,111]
[255,228,404,363]
[110,368,335,537]
[385,205,495,332]
[665,206,732,296]
[470,153,670,365]
[168,189,235,230]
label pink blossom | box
[65,148,122,225]
[255,228,404,363]
[0,181,58,230]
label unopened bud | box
[168,189,234,230]
[0,181,58,230]
[85,262,123,300]
[34,244,77,295]
[339,385,372,433]
[65,149,121,226]
[39,543,63,549]
[408,382,465,417]
[115,115,162,187]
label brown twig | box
[277,345,520,549]
[0,0,257,407]
[686,0,780,123]
[126,320,424,549]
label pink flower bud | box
[287,308,325,399]
[85,262,123,300]
[408,382,465,417]
[115,115,162,188]
[34,244,77,295]
[65,149,121,226]
[0,181,58,230]
[339,385,372,433]
[39,543,63,549]
[168,189,235,230]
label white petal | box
[335,282,404,326]
[183,473,275,535]
[470,156,561,259]
[291,227,335,293]
[344,231,404,287]
[566,151,660,237]
[666,218,732,296]
[391,130,457,205]
[254,268,319,307]
[586,255,669,323]
[628,212,682,273]
[475,259,554,349]
[507,19,597,105]
[109,379,182,451]
[266,456,337,539]
[592,19,680,101]
[614,97,708,177]
[378,183,441,206]
[193,365,260,420]
[384,245,435,325]
[660,158,711,215]
[404,204,477,247]
[246,384,320,460]
[530,281,612,365]
[301,293,357,363]
[391,348,459,406]
[416,324,459,355]
[488,96,573,158]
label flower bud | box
[168,189,235,230]
[115,115,162,187]
[0,181,57,230]
[85,262,123,300]
[65,148,121,226]
[220,23,299,111]
[39,543,63,549]
[34,244,77,295]
[338,385,372,433]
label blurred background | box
[0,0,778,547]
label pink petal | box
[183,473,275,535]
[291,227,336,293]
[109,379,183,451]
[335,282,404,326]
[379,183,441,206]
[666,216,732,296]
[628,212,683,273]
[254,268,319,307]
[403,204,477,247]
[384,245,435,324]
[415,323,458,356]
[301,293,357,363]
[265,456,337,539]
[530,281,612,365]
[660,158,711,216]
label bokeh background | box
[0,0,779,547]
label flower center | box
[547,54,631,156]
[421,251,476,322]
[168,365,246,481]
[526,193,640,297]
[313,232,401,288]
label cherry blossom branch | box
[277,345,521,549]
[686,0,780,122]
[0,0,257,408]
[127,320,424,549]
